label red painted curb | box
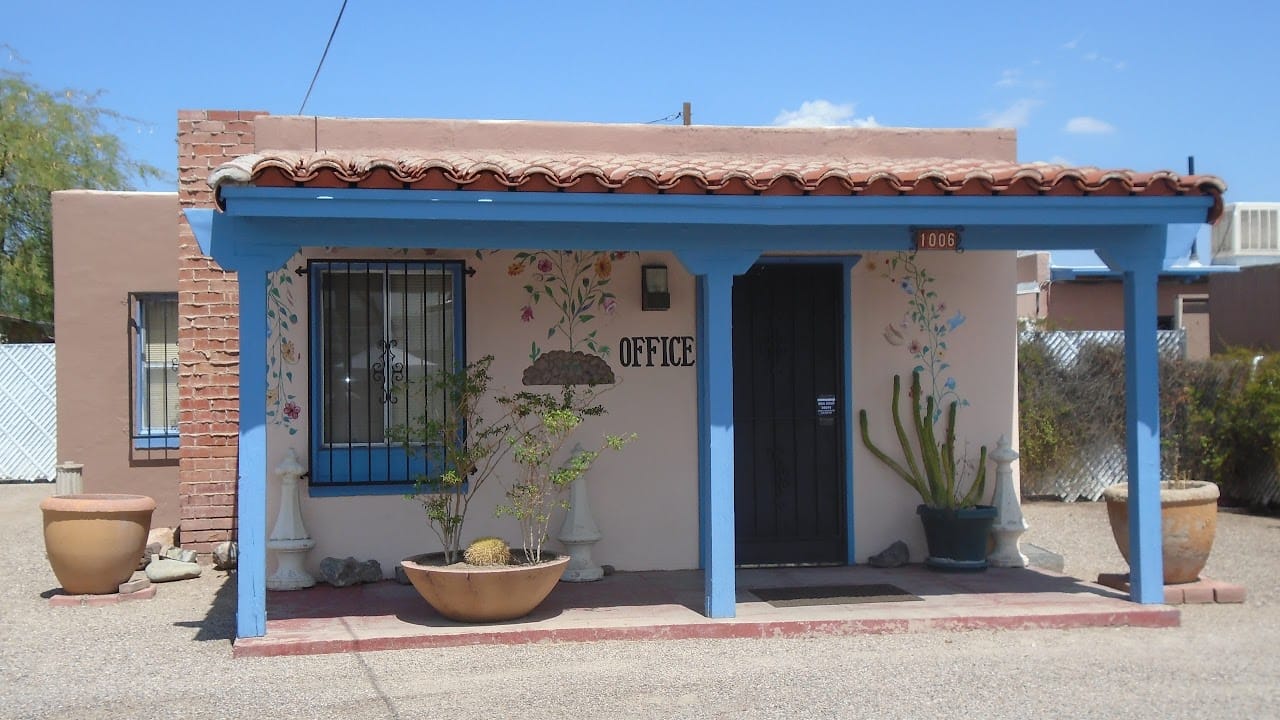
[231,607,1181,658]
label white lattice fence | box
[0,344,56,481]
[1018,329,1184,502]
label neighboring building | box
[51,191,181,525]
[1015,233,1230,360]
[56,110,1223,639]
[1208,202,1280,352]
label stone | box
[212,541,238,570]
[145,558,202,583]
[356,559,383,584]
[394,565,412,585]
[868,540,910,568]
[164,546,198,564]
[319,557,359,587]
[118,577,151,595]
[147,527,175,550]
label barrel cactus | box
[463,536,512,566]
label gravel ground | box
[2,484,1277,720]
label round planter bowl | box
[1102,481,1219,585]
[400,552,570,623]
[40,493,156,594]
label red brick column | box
[176,110,266,556]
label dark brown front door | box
[732,263,846,566]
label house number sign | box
[618,336,696,368]
[914,227,963,252]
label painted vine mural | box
[265,268,302,434]
[493,250,635,386]
[867,251,968,417]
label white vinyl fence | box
[0,344,56,481]
[1019,329,1185,501]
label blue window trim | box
[131,293,179,450]
[307,259,466,495]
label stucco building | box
[55,110,1224,640]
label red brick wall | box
[176,110,265,555]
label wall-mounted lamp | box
[641,264,670,311]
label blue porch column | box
[676,249,759,618]
[188,210,298,638]
[234,257,274,638]
[1100,228,1166,604]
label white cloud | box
[774,100,880,128]
[983,98,1043,129]
[1063,35,1082,50]
[996,69,1020,87]
[1083,51,1100,62]
[1048,155,1075,166]
[1064,116,1116,134]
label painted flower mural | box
[266,268,302,434]
[874,251,967,416]
[500,250,634,385]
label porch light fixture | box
[641,264,670,311]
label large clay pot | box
[40,494,156,594]
[401,552,570,622]
[916,504,998,571]
[1102,481,1219,585]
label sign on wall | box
[618,336,695,368]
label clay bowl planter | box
[1102,481,1219,585]
[40,493,156,594]
[400,552,570,622]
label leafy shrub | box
[1018,335,1279,510]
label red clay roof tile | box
[209,150,1226,222]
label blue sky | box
[5,2,1278,201]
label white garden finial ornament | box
[267,448,316,590]
[987,435,1029,568]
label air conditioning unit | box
[1212,202,1280,266]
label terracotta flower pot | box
[400,552,570,622]
[1101,481,1219,585]
[40,493,156,594]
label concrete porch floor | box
[234,564,1179,657]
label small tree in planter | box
[395,363,634,622]
[389,355,517,564]
[495,386,634,564]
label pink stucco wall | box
[253,116,1017,162]
[256,247,1018,575]
[51,191,181,526]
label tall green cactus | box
[858,371,987,509]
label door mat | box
[748,584,922,607]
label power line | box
[298,0,348,115]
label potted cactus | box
[858,370,995,570]
[394,357,631,622]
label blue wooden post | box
[677,249,758,618]
[1101,229,1166,604]
[235,258,272,638]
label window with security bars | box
[309,261,464,491]
[129,293,179,451]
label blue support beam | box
[1100,229,1167,603]
[678,249,759,619]
[235,258,274,638]
[219,186,1215,228]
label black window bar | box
[311,261,460,487]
